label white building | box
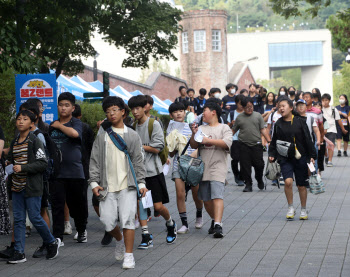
[227,29,333,95]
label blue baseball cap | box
[296,99,306,105]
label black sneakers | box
[0,245,14,259]
[213,224,224,238]
[138,233,154,249]
[338,150,342,157]
[243,186,252,192]
[46,238,61,260]
[101,231,113,246]
[166,220,177,244]
[208,220,215,234]
[77,230,87,243]
[33,243,47,258]
[7,251,27,264]
[344,151,348,157]
[257,181,265,190]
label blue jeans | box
[12,190,55,253]
[314,140,319,173]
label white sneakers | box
[123,254,135,269]
[177,225,189,234]
[195,217,203,229]
[64,221,72,235]
[286,206,296,220]
[115,238,135,269]
[286,207,308,220]
[300,210,308,220]
[115,239,125,261]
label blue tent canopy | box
[131,90,144,96]
[58,75,171,114]
[164,99,173,106]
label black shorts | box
[325,132,336,145]
[280,156,309,187]
[145,173,169,204]
[92,193,99,207]
[336,124,349,141]
[41,182,49,208]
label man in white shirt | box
[321,93,348,167]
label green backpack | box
[134,118,169,165]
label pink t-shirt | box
[306,107,323,127]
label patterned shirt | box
[171,123,194,172]
[11,135,29,192]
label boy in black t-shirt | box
[222,83,238,112]
[49,92,88,244]
[194,88,207,116]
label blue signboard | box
[15,73,58,124]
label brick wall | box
[77,66,188,101]
[180,10,228,94]
[237,67,255,91]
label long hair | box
[339,94,349,106]
[265,92,276,107]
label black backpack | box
[34,129,62,180]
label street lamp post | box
[93,52,99,81]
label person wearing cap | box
[296,99,321,154]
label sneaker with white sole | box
[286,206,296,220]
[64,222,72,235]
[115,239,125,261]
[122,254,135,269]
[327,161,333,167]
[7,251,27,264]
[60,241,64,247]
[300,210,308,220]
[195,217,203,229]
[77,230,87,243]
[177,225,189,234]
[73,232,78,240]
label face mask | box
[339,99,346,105]
[289,91,295,96]
[230,89,236,94]
[214,93,221,99]
[279,91,285,96]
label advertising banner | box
[15,73,58,123]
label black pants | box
[230,140,241,179]
[318,143,325,172]
[50,178,88,240]
[239,142,264,187]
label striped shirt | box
[11,136,29,192]
[172,123,194,172]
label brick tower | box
[179,10,228,93]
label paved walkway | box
[1,154,350,277]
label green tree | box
[332,48,346,71]
[333,62,350,105]
[0,71,16,146]
[0,0,182,78]
[326,12,350,53]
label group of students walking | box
[0,83,348,269]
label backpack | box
[34,129,62,180]
[133,118,169,165]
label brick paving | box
[0,154,350,276]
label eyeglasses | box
[244,106,254,110]
[106,108,122,115]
